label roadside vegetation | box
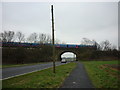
[82,60,119,88]
[2,62,49,68]
[3,62,76,88]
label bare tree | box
[27,33,38,43]
[45,34,52,44]
[0,31,15,42]
[100,40,111,51]
[91,40,101,50]
[95,42,101,50]
[81,38,94,45]
[38,33,47,44]
[16,31,25,43]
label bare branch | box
[0,31,15,42]
[16,31,25,43]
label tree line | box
[1,30,64,64]
[1,31,119,64]
[80,38,119,60]
[0,31,64,44]
[81,38,119,51]
[0,31,118,51]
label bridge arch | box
[55,46,96,61]
[57,50,78,61]
[60,51,77,61]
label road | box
[2,62,68,80]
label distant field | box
[2,62,76,88]
[82,60,119,88]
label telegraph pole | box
[51,5,55,73]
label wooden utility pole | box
[51,5,55,73]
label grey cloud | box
[2,2,118,47]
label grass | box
[2,62,49,68]
[2,62,76,88]
[81,60,119,88]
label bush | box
[2,45,53,64]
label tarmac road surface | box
[2,61,68,80]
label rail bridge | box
[2,42,97,62]
[54,44,96,61]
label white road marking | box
[2,62,69,80]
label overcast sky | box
[2,2,118,47]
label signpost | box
[51,5,55,73]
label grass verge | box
[2,62,76,88]
[2,62,49,68]
[81,60,119,88]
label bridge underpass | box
[60,52,77,62]
[55,46,96,61]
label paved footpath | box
[61,62,94,88]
